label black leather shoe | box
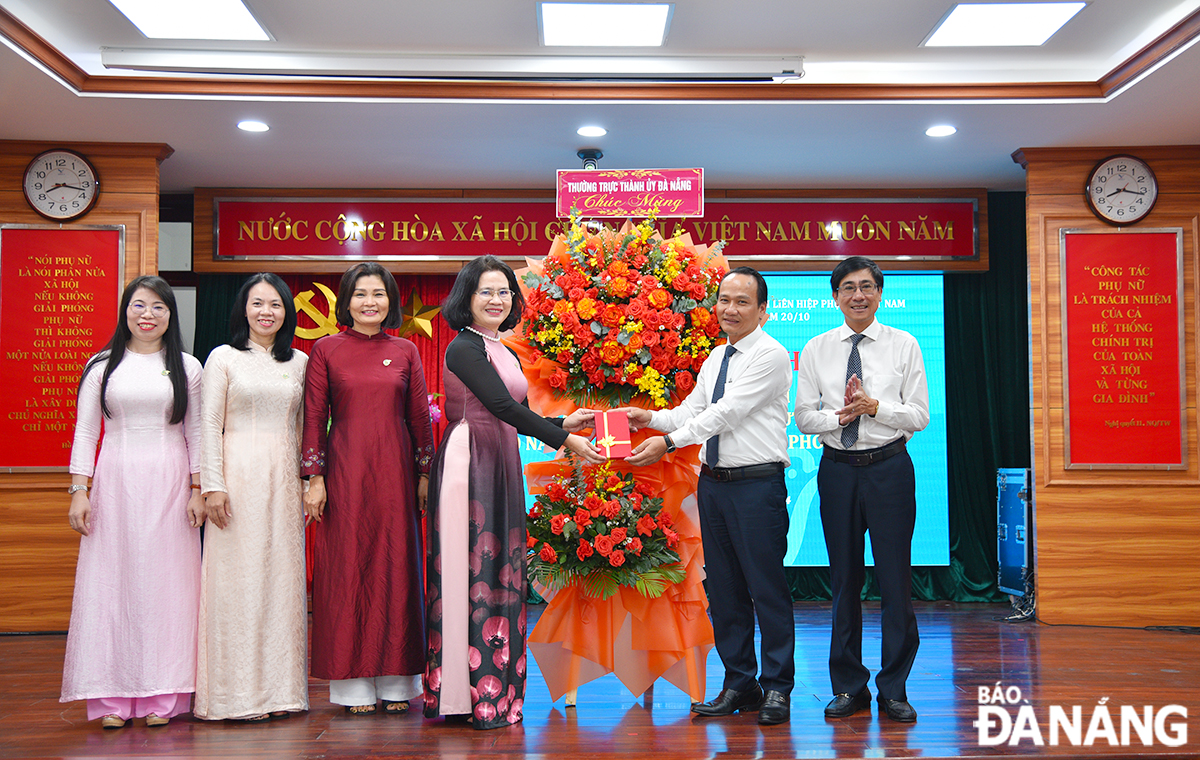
[824,687,871,718]
[757,690,790,725]
[878,697,917,723]
[691,685,764,716]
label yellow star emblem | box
[397,288,441,339]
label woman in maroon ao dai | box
[302,263,435,715]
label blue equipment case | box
[996,468,1032,597]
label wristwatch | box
[663,435,677,453]
[68,484,88,495]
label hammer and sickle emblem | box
[294,282,340,340]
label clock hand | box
[1106,187,1125,198]
[1124,188,1147,195]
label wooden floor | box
[1,601,1197,759]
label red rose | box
[593,534,615,557]
[626,299,648,319]
[574,327,595,346]
[549,368,569,389]
[576,539,594,561]
[636,514,657,536]
[583,494,604,515]
[528,503,542,519]
[568,287,585,301]
[650,354,672,374]
[604,474,623,490]
[610,527,628,543]
[641,310,661,330]
[546,483,568,501]
[693,356,706,372]
[705,321,720,338]
[526,535,538,549]
[657,510,674,528]
[538,299,554,315]
[539,543,558,562]
[635,481,655,496]
[640,330,660,348]
[574,508,593,528]
[581,351,601,374]
[602,499,621,519]
[671,273,691,291]
[660,331,680,350]
[626,537,643,555]
[608,550,626,567]
[550,514,569,535]
[690,283,707,300]
[663,527,679,548]
[675,370,695,394]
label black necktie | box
[841,334,865,448]
[706,345,737,468]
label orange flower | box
[527,534,538,549]
[583,493,604,515]
[636,514,657,536]
[540,543,558,562]
[552,300,574,320]
[602,499,621,519]
[546,482,568,501]
[691,307,712,326]
[675,370,695,394]
[626,537,643,556]
[647,289,672,309]
[663,527,679,549]
[599,341,624,365]
[576,297,599,321]
[610,527,628,543]
[608,276,633,299]
[608,549,626,567]
[600,303,625,329]
[657,509,674,528]
[549,368,569,389]
[574,508,593,528]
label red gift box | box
[593,410,633,459]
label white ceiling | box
[3,0,1200,193]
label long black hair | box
[78,275,189,425]
[229,272,297,362]
[442,255,525,332]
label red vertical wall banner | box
[0,226,123,468]
[1060,228,1186,468]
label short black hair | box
[336,262,401,330]
[442,255,526,332]
[229,272,297,362]
[831,256,884,293]
[721,266,768,306]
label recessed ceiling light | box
[237,120,269,133]
[924,2,1085,47]
[108,0,270,40]
[926,125,957,137]
[539,2,673,47]
[577,126,608,137]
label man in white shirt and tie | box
[623,267,795,726]
[794,256,929,723]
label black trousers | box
[818,448,919,701]
[697,471,795,695]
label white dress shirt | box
[794,319,929,450]
[650,326,791,467]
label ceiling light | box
[924,2,1085,47]
[539,2,673,47]
[926,125,957,137]
[108,0,270,40]
[237,120,269,132]
[577,126,608,137]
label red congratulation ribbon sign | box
[556,168,704,218]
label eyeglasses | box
[129,302,170,318]
[837,282,878,296]
[475,288,514,300]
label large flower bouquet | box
[527,460,687,600]
[521,210,727,408]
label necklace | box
[464,326,501,342]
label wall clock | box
[23,149,101,222]
[1084,154,1157,225]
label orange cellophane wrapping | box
[504,234,723,701]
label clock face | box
[1085,155,1157,225]
[23,149,100,221]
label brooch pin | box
[383,359,392,366]
[161,369,170,376]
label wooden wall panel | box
[0,140,171,632]
[1016,144,1200,626]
